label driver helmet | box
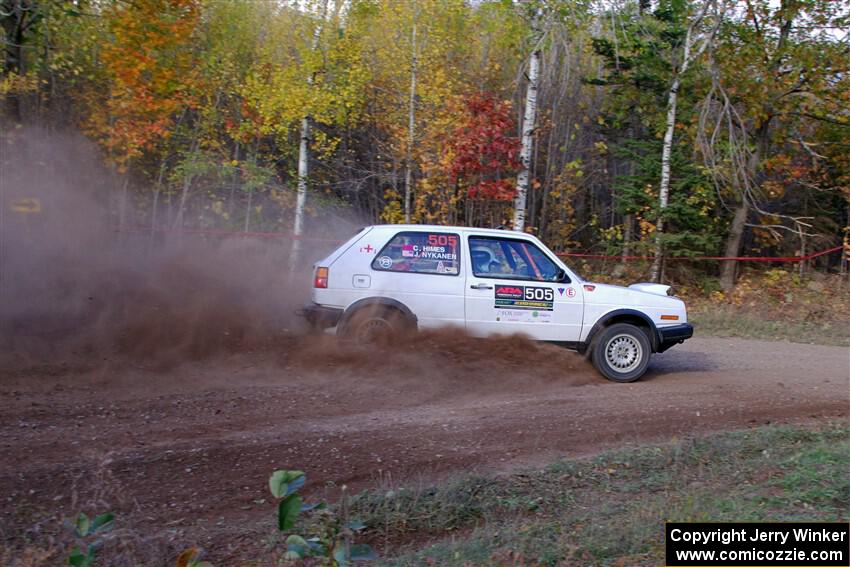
[471,246,497,273]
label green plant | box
[66,512,114,567]
[269,470,376,566]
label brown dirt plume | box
[283,328,595,389]
[1,126,594,391]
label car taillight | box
[314,267,329,288]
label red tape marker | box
[116,227,844,263]
[555,245,844,263]
[117,226,340,242]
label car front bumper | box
[301,303,343,329]
[657,323,694,353]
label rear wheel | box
[340,307,406,344]
[591,323,651,382]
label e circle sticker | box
[566,287,576,298]
[377,255,393,269]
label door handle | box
[470,283,494,290]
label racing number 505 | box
[427,234,458,247]
[524,287,554,301]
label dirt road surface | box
[2,334,848,560]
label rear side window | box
[372,231,460,276]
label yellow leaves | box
[380,192,405,224]
[639,218,656,236]
[237,7,369,142]
[599,224,624,244]
[312,131,340,160]
[210,200,230,220]
[0,72,39,96]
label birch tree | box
[649,0,723,282]
[404,4,418,223]
[513,5,543,232]
[291,0,332,271]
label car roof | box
[368,224,537,238]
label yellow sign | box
[11,198,42,214]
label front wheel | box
[591,323,652,382]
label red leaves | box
[447,92,521,201]
[467,179,517,200]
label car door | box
[464,234,584,341]
[368,229,466,329]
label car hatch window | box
[372,231,460,275]
[469,236,565,282]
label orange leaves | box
[91,0,201,166]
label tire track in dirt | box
[1,336,847,560]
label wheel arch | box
[337,297,418,335]
[584,309,660,353]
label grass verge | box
[689,307,850,346]
[347,423,850,566]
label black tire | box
[339,306,406,344]
[591,323,652,382]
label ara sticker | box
[495,285,554,311]
[566,287,577,298]
[377,255,393,269]
[557,287,565,296]
[359,244,375,254]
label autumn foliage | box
[2,0,848,276]
[92,0,200,168]
[448,93,521,201]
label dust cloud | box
[0,127,594,385]
[0,127,341,371]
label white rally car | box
[303,225,693,382]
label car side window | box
[469,236,565,282]
[372,231,460,276]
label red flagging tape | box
[116,227,844,263]
[555,245,844,263]
[117,226,339,242]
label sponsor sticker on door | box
[494,285,554,311]
[495,309,553,323]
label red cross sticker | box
[360,244,374,253]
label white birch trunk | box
[649,1,718,281]
[290,116,311,270]
[290,3,329,271]
[513,47,540,232]
[649,72,682,282]
[404,17,417,224]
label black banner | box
[494,285,554,311]
[666,522,849,566]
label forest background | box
[2,0,849,292]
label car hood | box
[584,282,682,308]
